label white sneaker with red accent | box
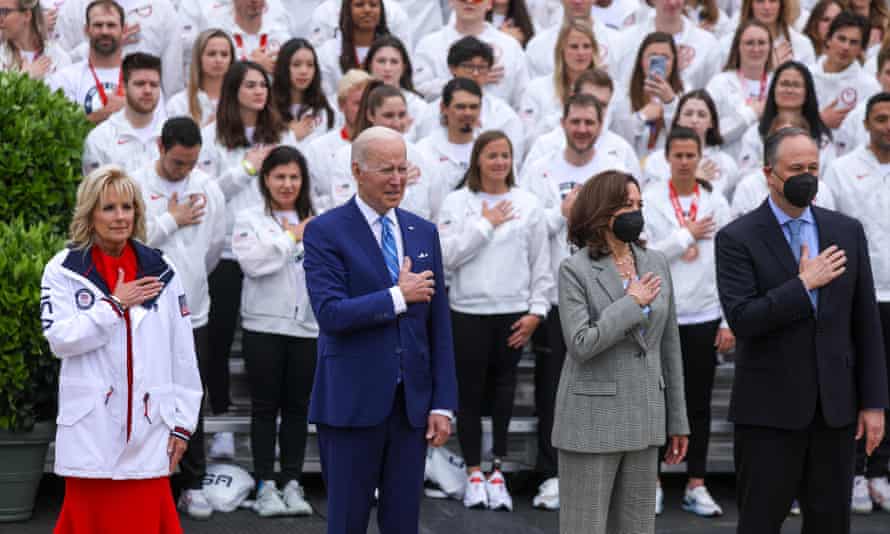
[177,488,213,520]
[485,470,513,512]
[868,476,890,512]
[462,471,488,509]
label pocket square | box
[418,252,429,259]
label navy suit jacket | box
[716,200,889,430]
[303,197,458,429]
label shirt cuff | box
[390,286,407,315]
[430,409,454,421]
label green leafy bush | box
[0,219,65,431]
[0,71,92,234]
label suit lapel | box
[346,198,392,288]
[755,201,799,277]
[593,251,647,349]
[396,209,419,268]
[629,244,651,349]
[812,207,835,318]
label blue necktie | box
[787,219,817,309]
[380,216,400,285]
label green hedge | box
[0,71,92,235]
[0,219,65,431]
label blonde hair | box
[336,69,373,105]
[68,165,147,250]
[4,0,47,71]
[187,29,235,124]
[553,21,600,105]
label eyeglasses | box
[0,7,25,18]
[457,62,490,74]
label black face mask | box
[613,210,644,243]
[775,172,819,208]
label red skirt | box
[54,477,182,534]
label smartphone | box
[648,55,668,80]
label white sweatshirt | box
[642,179,730,324]
[383,0,443,47]
[706,70,771,160]
[205,7,290,61]
[709,28,815,79]
[821,145,890,301]
[519,75,562,144]
[610,92,679,159]
[809,56,881,153]
[438,187,553,316]
[737,123,838,173]
[0,41,70,80]
[133,165,226,328]
[836,100,868,158]
[523,19,620,79]
[232,206,319,338]
[730,169,836,218]
[166,89,217,127]
[642,146,740,199]
[414,127,476,192]
[307,0,412,49]
[304,126,350,211]
[413,21,530,107]
[82,108,165,174]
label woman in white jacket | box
[41,166,202,533]
[0,0,70,80]
[232,146,318,517]
[641,127,734,518]
[706,19,774,160]
[166,29,234,127]
[362,35,429,142]
[438,130,553,512]
[198,60,298,460]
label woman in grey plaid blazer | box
[554,171,690,534]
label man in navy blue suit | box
[303,126,459,534]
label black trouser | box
[205,259,243,415]
[242,329,317,483]
[854,301,890,478]
[677,319,720,479]
[531,306,566,479]
[179,326,209,490]
[452,310,525,467]
[735,403,856,534]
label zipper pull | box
[104,386,114,405]
[143,392,152,424]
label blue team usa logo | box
[83,82,119,115]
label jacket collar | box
[589,243,650,348]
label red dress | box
[54,243,182,534]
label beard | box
[567,135,595,154]
[91,36,120,56]
[127,93,158,115]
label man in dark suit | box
[303,126,458,534]
[716,127,889,534]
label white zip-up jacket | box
[325,139,446,221]
[730,169,836,218]
[133,166,226,328]
[307,0,411,49]
[524,19,620,79]
[414,92,526,163]
[413,22,530,107]
[642,180,731,324]
[821,145,890,301]
[304,127,350,211]
[0,41,70,80]
[206,8,290,61]
[82,109,165,175]
[706,70,772,160]
[41,243,203,479]
[642,146,740,198]
[519,75,563,144]
[166,89,217,127]
[709,28,816,78]
[610,93,678,159]
[836,99,869,158]
[810,56,881,153]
[57,0,184,95]
[198,125,299,258]
[393,0,444,46]
[437,187,553,316]
[232,206,319,338]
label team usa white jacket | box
[82,109,166,175]
[41,243,203,479]
[133,165,227,328]
[642,180,731,324]
[705,70,772,159]
[821,145,890,302]
[438,187,553,317]
[232,206,319,338]
[523,19,619,79]
[809,56,881,152]
[307,0,411,49]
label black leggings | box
[452,310,525,468]
[531,307,566,479]
[205,259,243,415]
[855,302,890,478]
[678,319,721,479]
[242,330,317,483]
[179,326,209,490]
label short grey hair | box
[351,126,405,168]
[763,127,816,168]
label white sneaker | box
[789,499,801,516]
[254,481,289,517]
[852,475,874,514]
[462,471,488,509]
[177,488,213,520]
[655,485,664,516]
[868,476,890,513]
[485,470,513,511]
[682,485,723,517]
[281,480,312,516]
[532,477,559,510]
[208,432,235,460]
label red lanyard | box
[233,33,268,60]
[669,181,700,224]
[737,70,768,102]
[88,60,124,106]
[340,126,350,140]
